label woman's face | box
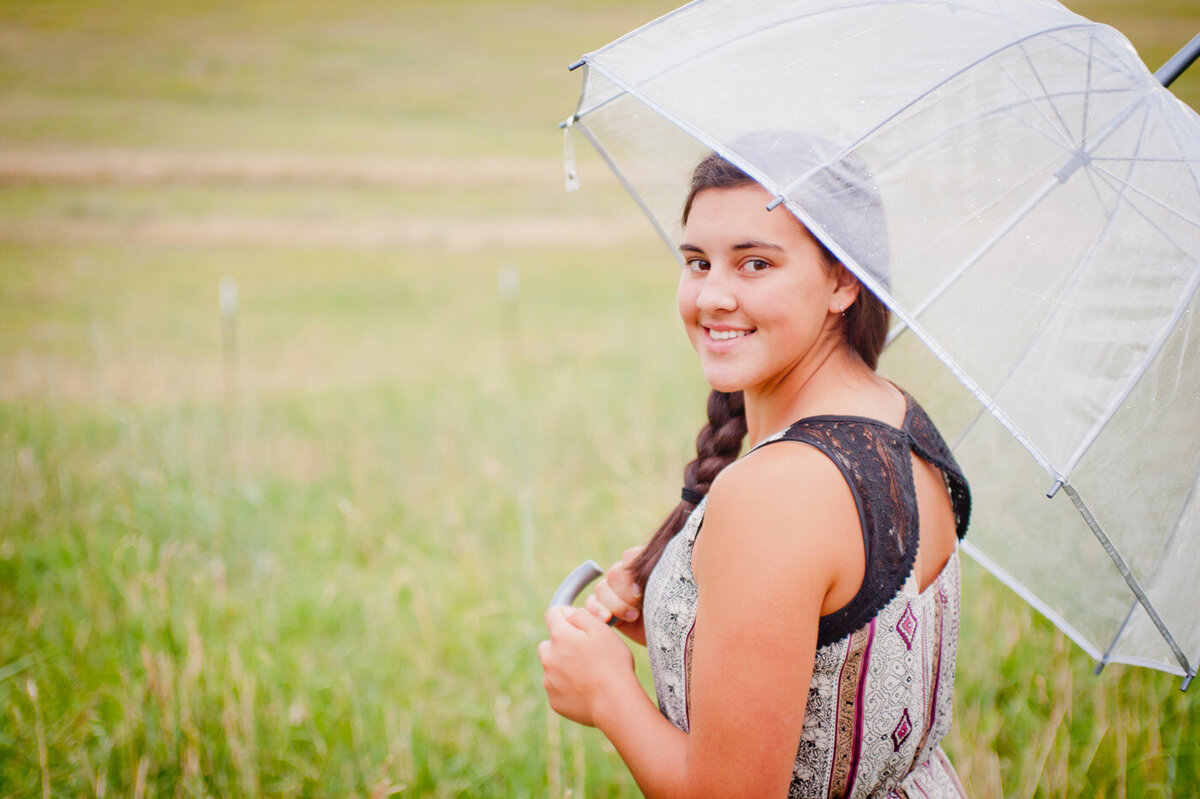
[676,183,855,396]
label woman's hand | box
[585,545,647,646]
[539,606,635,727]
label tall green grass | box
[0,239,683,796]
[1,0,1198,796]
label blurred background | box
[1,1,1197,795]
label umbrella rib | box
[1008,31,1085,150]
[1089,162,1200,233]
[1095,602,1140,674]
[1099,455,1200,676]
[566,65,636,128]
[993,78,1078,154]
[1092,155,1200,164]
[1061,484,1194,678]
[571,120,685,260]
[574,62,743,179]
[960,540,1104,663]
[1082,34,1094,144]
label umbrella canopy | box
[564,0,1200,686]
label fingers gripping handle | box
[549,560,603,608]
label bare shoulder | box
[694,440,860,604]
[705,440,856,539]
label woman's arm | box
[541,442,860,797]
[672,443,857,796]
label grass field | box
[2,1,1199,796]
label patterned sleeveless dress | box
[642,394,971,798]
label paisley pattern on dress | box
[645,500,707,733]
[643,394,970,799]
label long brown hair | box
[630,149,890,587]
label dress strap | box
[752,393,971,647]
[899,392,971,540]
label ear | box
[829,264,861,314]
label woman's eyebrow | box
[732,240,784,251]
[680,240,784,254]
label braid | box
[631,389,748,587]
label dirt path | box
[0,147,652,250]
[0,148,560,187]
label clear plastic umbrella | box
[562,0,1200,688]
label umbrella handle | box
[549,559,604,608]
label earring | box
[838,302,845,317]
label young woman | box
[539,142,971,798]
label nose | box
[695,266,737,314]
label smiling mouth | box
[707,328,753,341]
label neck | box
[742,341,880,446]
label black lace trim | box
[756,394,970,648]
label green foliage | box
[0,0,1197,796]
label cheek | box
[676,277,698,321]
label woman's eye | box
[685,258,710,272]
[742,259,771,273]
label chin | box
[701,371,749,394]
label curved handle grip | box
[549,560,604,608]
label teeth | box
[709,329,751,341]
